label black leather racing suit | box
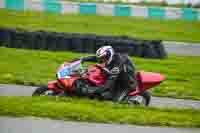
[75,53,137,102]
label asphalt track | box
[0,117,199,133]
[163,41,200,56]
[0,84,200,110]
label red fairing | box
[84,66,106,86]
[128,71,165,96]
[138,71,165,83]
[58,76,80,92]
[47,80,64,94]
[48,80,57,89]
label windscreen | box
[57,60,81,79]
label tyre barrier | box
[0,27,167,58]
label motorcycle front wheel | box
[32,86,53,96]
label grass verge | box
[0,47,200,100]
[0,9,200,43]
[0,96,200,128]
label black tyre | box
[140,91,151,106]
[127,91,151,106]
[32,86,49,96]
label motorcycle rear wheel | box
[127,91,151,106]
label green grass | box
[64,0,200,8]
[0,9,200,43]
[0,47,200,100]
[0,96,200,128]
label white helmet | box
[96,46,114,65]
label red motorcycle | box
[32,59,165,106]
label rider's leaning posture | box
[74,46,137,102]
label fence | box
[97,0,200,5]
[0,0,200,20]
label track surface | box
[163,41,200,56]
[1,84,200,110]
[0,117,199,133]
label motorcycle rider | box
[75,45,137,102]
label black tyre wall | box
[0,28,167,58]
[0,28,11,46]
